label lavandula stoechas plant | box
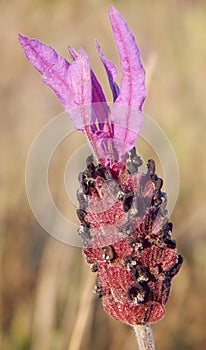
[19,6,182,349]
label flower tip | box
[68,46,78,61]
[108,4,117,14]
[18,33,31,49]
[18,33,25,44]
[108,5,122,20]
[94,39,100,50]
[95,40,102,57]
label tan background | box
[1,0,206,349]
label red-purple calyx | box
[77,151,183,324]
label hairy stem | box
[133,324,155,350]
[67,267,96,350]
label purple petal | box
[108,6,146,110]
[18,33,75,111]
[109,105,144,161]
[68,46,78,61]
[103,6,146,164]
[90,72,110,131]
[19,33,111,163]
[95,40,119,101]
[69,46,109,129]
[66,47,91,106]
[68,46,107,105]
[18,34,93,130]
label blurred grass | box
[1,0,206,349]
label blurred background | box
[1,0,206,349]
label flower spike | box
[19,7,182,332]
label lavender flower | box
[19,5,182,330]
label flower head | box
[19,6,182,325]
